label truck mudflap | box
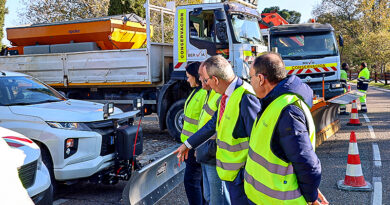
[122,144,185,205]
[311,90,365,147]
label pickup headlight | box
[46,122,91,131]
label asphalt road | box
[317,85,389,205]
[54,85,389,205]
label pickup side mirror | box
[214,9,226,21]
[58,91,66,97]
[216,22,228,44]
[339,34,344,47]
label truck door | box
[173,7,231,72]
[188,8,230,58]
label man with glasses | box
[244,53,325,204]
[175,55,260,205]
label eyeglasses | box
[249,73,257,79]
[250,73,267,80]
[203,77,212,84]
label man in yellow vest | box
[245,53,326,204]
[182,62,208,205]
[175,55,260,205]
[195,64,226,204]
[339,63,349,115]
[357,62,370,113]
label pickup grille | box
[86,120,115,156]
[86,119,130,156]
[18,160,37,189]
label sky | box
[257,0,321,22]
[2,0,321,45]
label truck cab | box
[173,2,267,79]
[161,1,267,139]
[269,23,343,99]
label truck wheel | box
[166,99,186,142]
[40,146,58,195]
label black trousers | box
[184,149,204,205]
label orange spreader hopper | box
[7,14,153,52]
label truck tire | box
[40,145,58,195]
[166,99,186,142]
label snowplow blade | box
[327,90,366,105]
[311,90,365,147]
[122,144,185,205]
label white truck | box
[268,23,344,99]
[0,0,267,142]
[0,71,143,190]
[1,127,52,204]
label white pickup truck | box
[0,127,52,204]
[0,70,143,190]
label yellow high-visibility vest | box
[244,94,315,204]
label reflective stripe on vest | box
[198,89,221,129]
[217,139,249,152]
[180,88,208,143]
[216,84,251,181]
[184,116,198,125]
[244,94,315,204]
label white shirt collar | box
[225,76,238,97]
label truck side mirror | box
[339,34,344,47]
[216,22,228,44]
[193,7,202,16]
[214,9,226,21]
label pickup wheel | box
[166,99,186,142]
[40,146,58,195]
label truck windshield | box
[0,76,65,106]
[270,32,338,59]
[231,14,263,44]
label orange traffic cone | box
[347,100,361,126]
[337,132,372,191]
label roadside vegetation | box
[313,0,390,75]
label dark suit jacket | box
[186,78,261,149]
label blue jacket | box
[260,75,321,202]
[187,78,261,150]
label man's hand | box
[308,189,329,205]
[317,189,329,204]
[173,144,190,166]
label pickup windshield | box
[270,32,338,59]
[231,14,263,44]
[0,76,65,106]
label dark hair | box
[361,62,367,68]
[252,52,286,84]
[342,63,349,71]
[185,62,202,85]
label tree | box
[108,0,145,17]
[261,6,301,24]
[19,0,110,24]
[111,0,202,43]
[0,0,7,47]
[313,0,390,73]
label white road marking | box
[362,114,383,205]
[370,86,390,92]
[372,143,382,167]
[372,177,382,205]
[53,199,69,205]
[363,114,376,139]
